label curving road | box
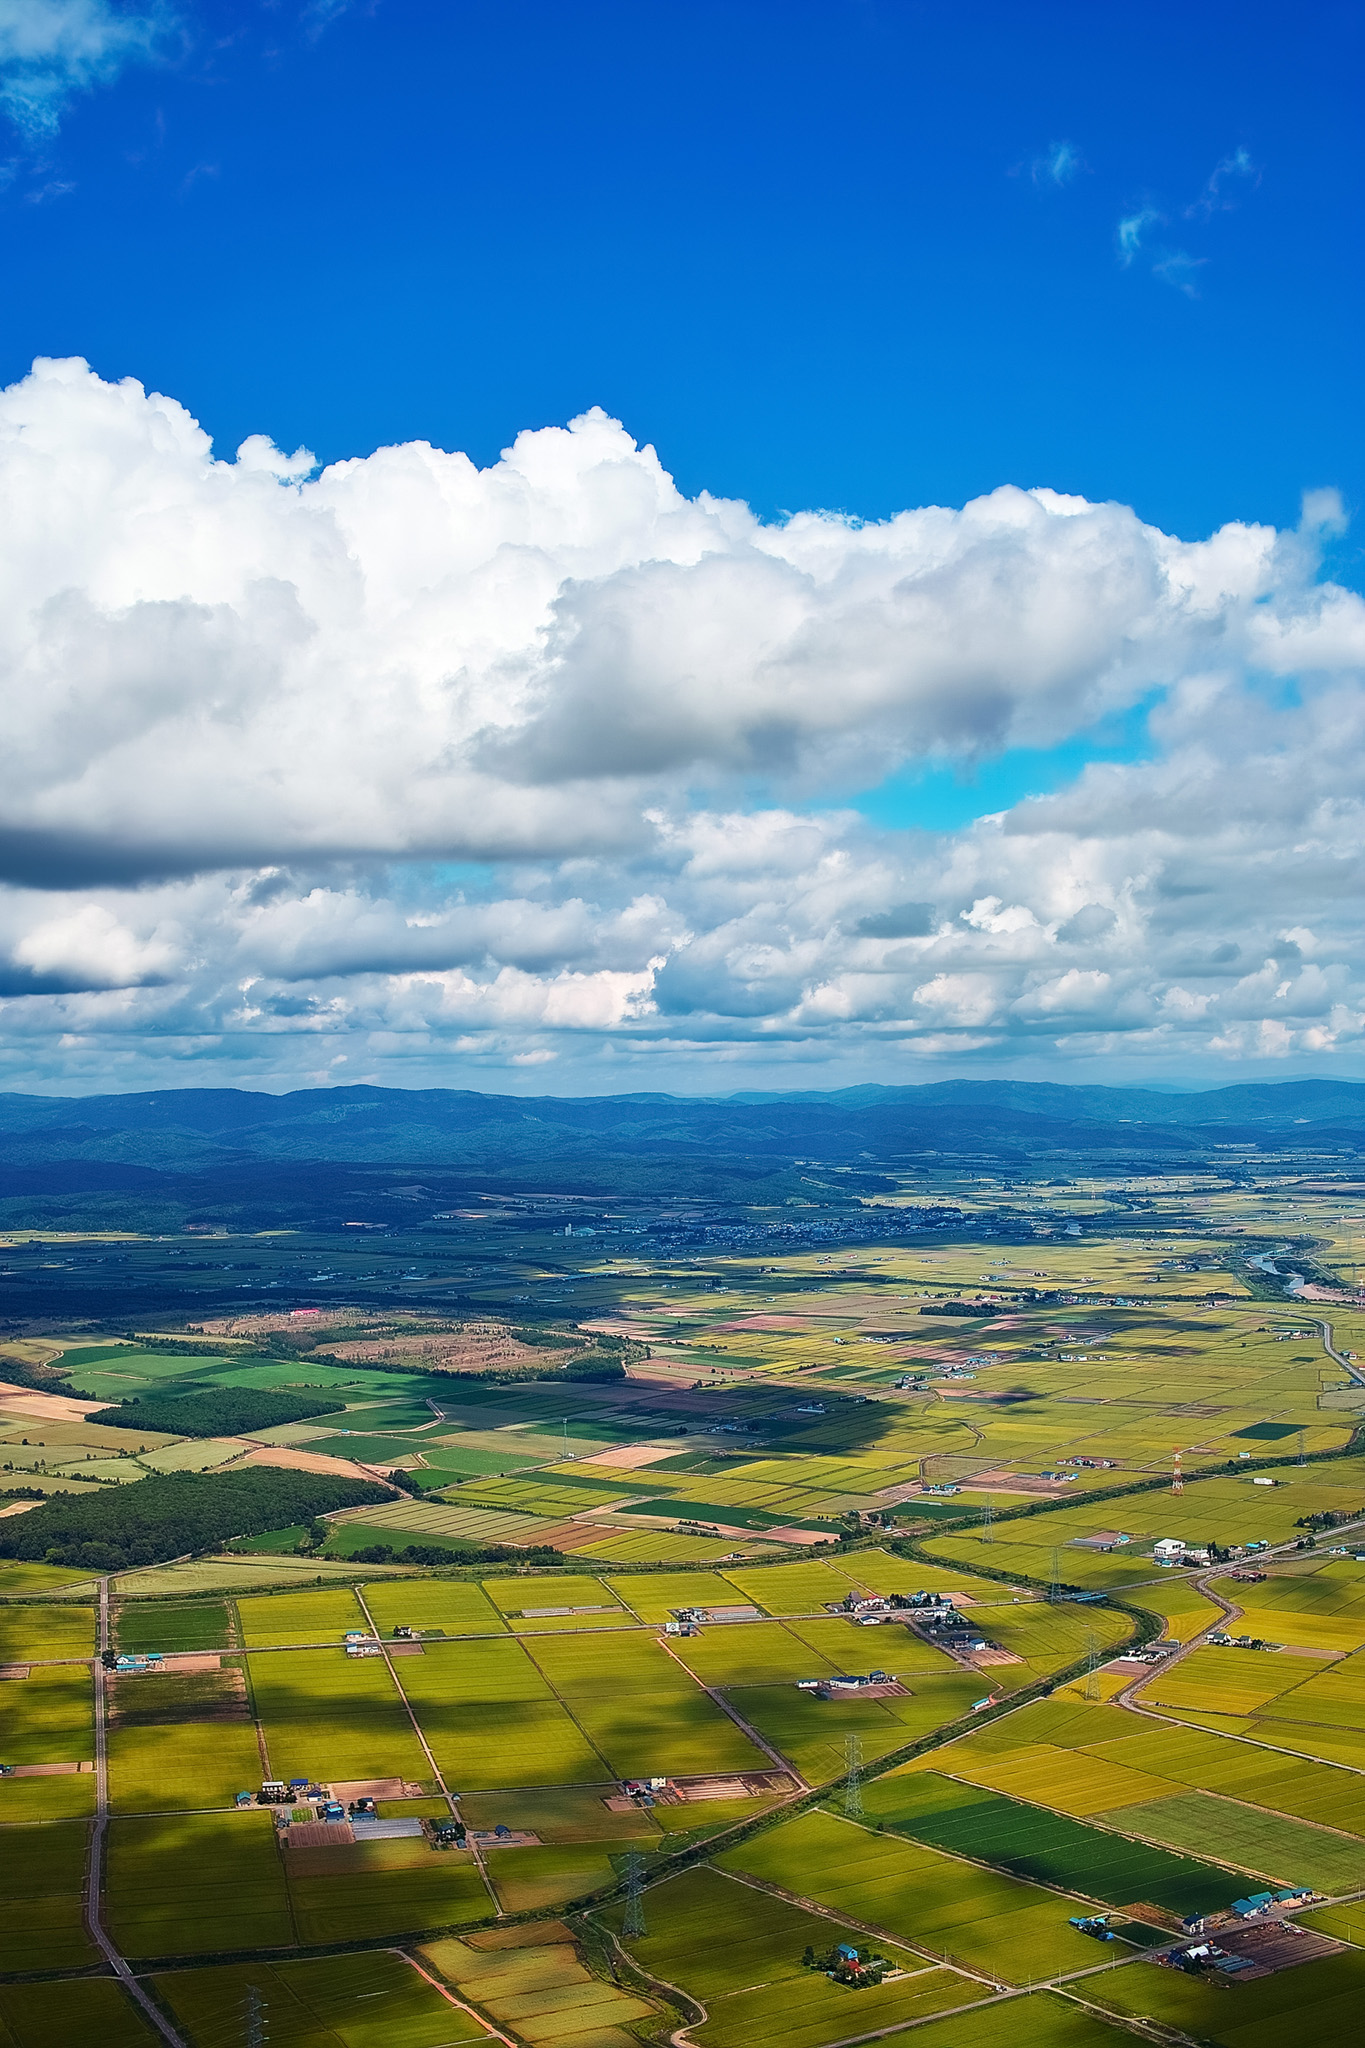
[1319,1318,1365,1388]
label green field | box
[360,1578,507,1636]
[401,1639,610,1789]
[1079,1946,1365,2044]
[236,1588,368,1647]
[0,1979,159,2047]
[1102,1789,1365,1893]
[866,1770,1240,1917]
[719,1809,1143,1984]
[605,1571,757,1622]
[604,1865,971,2048]
[0,1604,93,1663]
[109,1714,264,1814]
[523,1633,769,1778]
[0,1564,94,1595]
[0,1822,96,1972]
[283,1832,491,1943]
[732,1673,987,1783]
[0,1666,93,1766]
[114,1601,234,1654]
[905,1994,1143,2047]
[153,1949,489,2048]
[106,1812,295,1958]
[249,1648,429,1785]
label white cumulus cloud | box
[0,357,1359,1091]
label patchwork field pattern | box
[8,1185,1365,2046]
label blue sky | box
[6,0,1359,544]
[0,0,1359,1092]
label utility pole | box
[843,1734,864,1819]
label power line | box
[843,1734,864,1818]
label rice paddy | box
[8,1189,1365,2048]
[153,1950,490,2048]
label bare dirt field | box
[241,1444,404,1484]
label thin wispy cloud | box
[1187,145,1259,220]
[1030,138,1081,188]
[0,0,177,140]
[1116,206,1159,265]
[1118,147,1261,298]
[301,0,377,42]
[1151,248,1205,297]
[23,174,75,202]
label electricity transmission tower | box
[1047,1548,1062,1604]
[843,1734,864,1818]
[980,1497,994,1543]
[622,1852,647,1938]
[1171,1448,1183,1495]
[243,1987,268,2048]
[1084,1631,1101,1703]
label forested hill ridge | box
[0,1074,1362,1158]
[0,1077,1360,1225]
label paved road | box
[85,1577,188,2047]
[1319,1317,1365,1388]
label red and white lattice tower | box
[1172,1448,1184,1495]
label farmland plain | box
[3,1162,1365,2045]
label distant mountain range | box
[0,1078,1359,1207]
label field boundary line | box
[712,1862,997,1990]
[821,1805,1200,1931]
[1053,1984,1205,2046]
[652,1631,809,1785]
[86,1575,190,2048]
[926,1767,1322,1895]
[396,1944,520,2045]
[350,1580,504,1917]
[233,1603,275,1782]
[514,1631,629,1789]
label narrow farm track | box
[595,1925,706,2048]
[86,1577,189,2048]
[715,1863,1000,1990]
[350,1582,504,1917]
[396,1945,519,2044]
[652,1631,810,1785]
[688,1866,1181,2045]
